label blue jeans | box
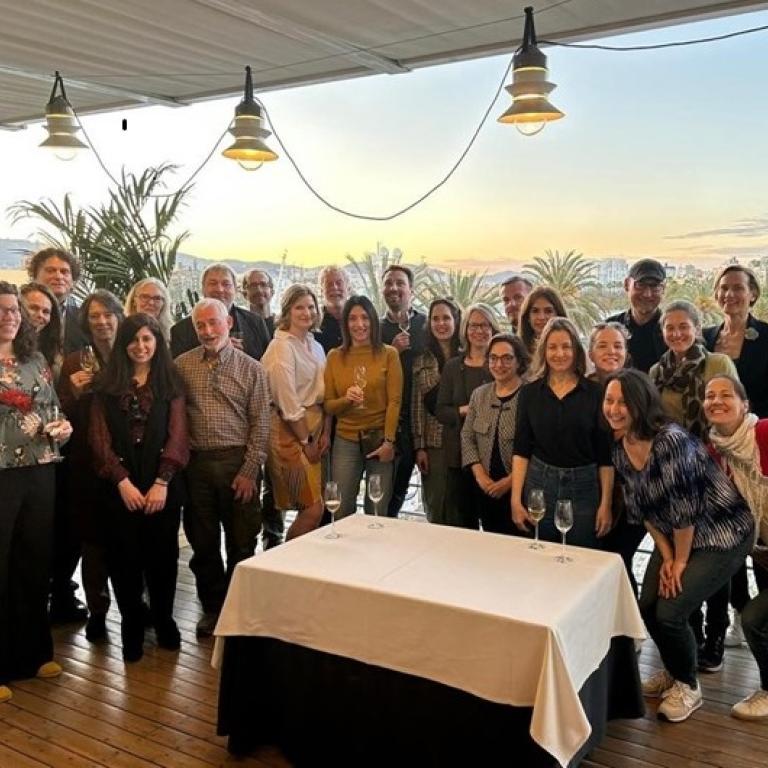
[331,436,394,519]
[743,586,768,690]
[523,456,601,550]
[640,534,752,687]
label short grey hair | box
[192,297,229,321]
[318,264,350,289]
[660,299,702,331]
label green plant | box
[420,268,502,315]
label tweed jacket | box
[411,349,444,451]
[461,381,521,475]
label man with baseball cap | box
[606,258,668,373]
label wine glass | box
[528,488,546,550]
[42,403,62,461]
[367,473,384,528]
[353,365,367,409]
[324,481,341,539]
[398,310,411,334]
[554,499,574,563]
[80,344,98,374]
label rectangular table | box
[214,515,645,767]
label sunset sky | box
[1,8,767,271]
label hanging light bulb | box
[222,66,278,169]
[39,71,89,160]
[497,7,564,135]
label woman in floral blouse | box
[0,282,72,705]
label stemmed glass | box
[367,473,384,528]
[398,310,411,334]
[554,499,574,563]
[528,488,545,550]
[324,481,341,539]
[42,404,62,461]
[353,365,367,409]
[80,344,98,374]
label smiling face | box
[244,270,273,312]
[662,309,698,358]
[321,268,348,310]
[194,303,233,354]
[430,302,456,343]
[544,329,575,374]
[289,294,317,333]
[590,327,627,377]
[126,326,158,367]
[202,268,236,309]
[603,379,632,438]
[704,377,748,434]
[36,256,74,301]
[500,280,530,327]
[488,340,519,385]
[22,289,53,331]
[465,310,493,351]
[347,305,371,346]
[134,283,166,319]
[529,298,557,336]
[0,294,22,345]
[383,269,412,314]
[715,270,756,318]
[87,300,119,346]
[626,278,664,323]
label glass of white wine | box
[353,365,367,409]
[324,481,341,539]
[555,499,574,563]
[528,488,545,550]
[80,344,98,374]
[367,473,384,528]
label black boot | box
[698,631,725,673]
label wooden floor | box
[1,546,767,767]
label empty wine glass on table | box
[527,488,545,550]
[324,481,341,539]
[554,499,574,563]
[367,473,384,528]
[353,365,367,409]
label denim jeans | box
[742,587,768,690]
[523,456,602,549]
[640,534,753,687]
[331,436,394,519]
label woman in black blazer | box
[703,264,768,651]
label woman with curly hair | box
[0,282,72,704]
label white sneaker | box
[657,680,703,722]
[642,669,675,698]
[731,689,768,721]
[724,613,746,647]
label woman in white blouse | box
[261,285,330,539]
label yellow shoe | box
[36,661,62,679]
[0,685,12,703]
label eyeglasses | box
[489,354,515,365]
[137,294,164,304]
[468,322,491,332]
[633,282,664,295]
[0,306,21,317]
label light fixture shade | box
[39,81,88,158]
[223,67,278,166]
[497,7,564,133]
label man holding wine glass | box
[380,265,426,518]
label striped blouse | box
[612,423,754,551]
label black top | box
[61,296,89,355]
[437,357,493,468]
[170,305,270,360]
[381,309,427,426]
[513,377,612,468]
[606,308,666,374]
[315,310,343,354]
[703,315,768,418]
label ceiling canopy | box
[1,0,766,128]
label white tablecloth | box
[213,515,645,767]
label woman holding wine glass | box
[58,290,124,641]
[89,314,189,662]
[461,333,529,535]
[511,318,613,549]
[603,369,754,723]
[0,282,72,705]
[324,296,402,520]
[436,303,498,528]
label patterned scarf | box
[651,343,708,439]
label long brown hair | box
[518,286,567,354]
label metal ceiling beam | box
[190,0,410,75]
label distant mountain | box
[0,239,38,267]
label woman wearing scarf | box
[650,299,737,673]
[704,374,768,720]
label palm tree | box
[663,276,722,327]
[420,268,502,315]
[8,163,191,300]
[523,249,605,335]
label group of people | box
[1,249,767,728]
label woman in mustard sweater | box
[324,296,403,519]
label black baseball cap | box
[628,258,666,284]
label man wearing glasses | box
[606,259,668,373]
[242,269,276,338]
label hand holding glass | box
[43,404,62,460]
[528,489,545,550]
[324,481,341,539]
[555,499,574,563]
[398,310,411,334]
[80,345,98,374]
[367,473,384,528]
[353,365,367,409]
